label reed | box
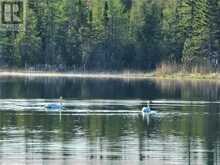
[155,62,220,79]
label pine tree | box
[0,32,19,66]
[207,0,220,65]
[177,0,209,65]
[15,8,41,67]
[137,1,162,69]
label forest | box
[0,0,220,71]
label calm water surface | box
[0,76,220,165]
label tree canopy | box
[0,0,220,71]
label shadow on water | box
[0,76,219,164]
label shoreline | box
[154,73,220,81]
[0,71,154,79]
[0,70,220,80]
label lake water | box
[0,76,219,165]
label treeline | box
[0,0,220,71]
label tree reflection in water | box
[0,77,219,164]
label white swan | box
[45,97,63,110]
[142,101,151,113]
[142,101,157,115]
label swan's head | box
[147,101,150,107]
[59,96,63,104]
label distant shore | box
[0,70,154,79]
[0,70,220,80]
[154,73,220,80]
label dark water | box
[0,76,220,165]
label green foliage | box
[137,1,162,69]
[15,8,41,66]
[0,0,219,71]
[181,0,209,64]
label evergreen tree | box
[15,8,41,67]
[0,0,219,71]
[176,0,209,65]
[0,32,19,66]
[207,0,220,65]
[137,1,162,69]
